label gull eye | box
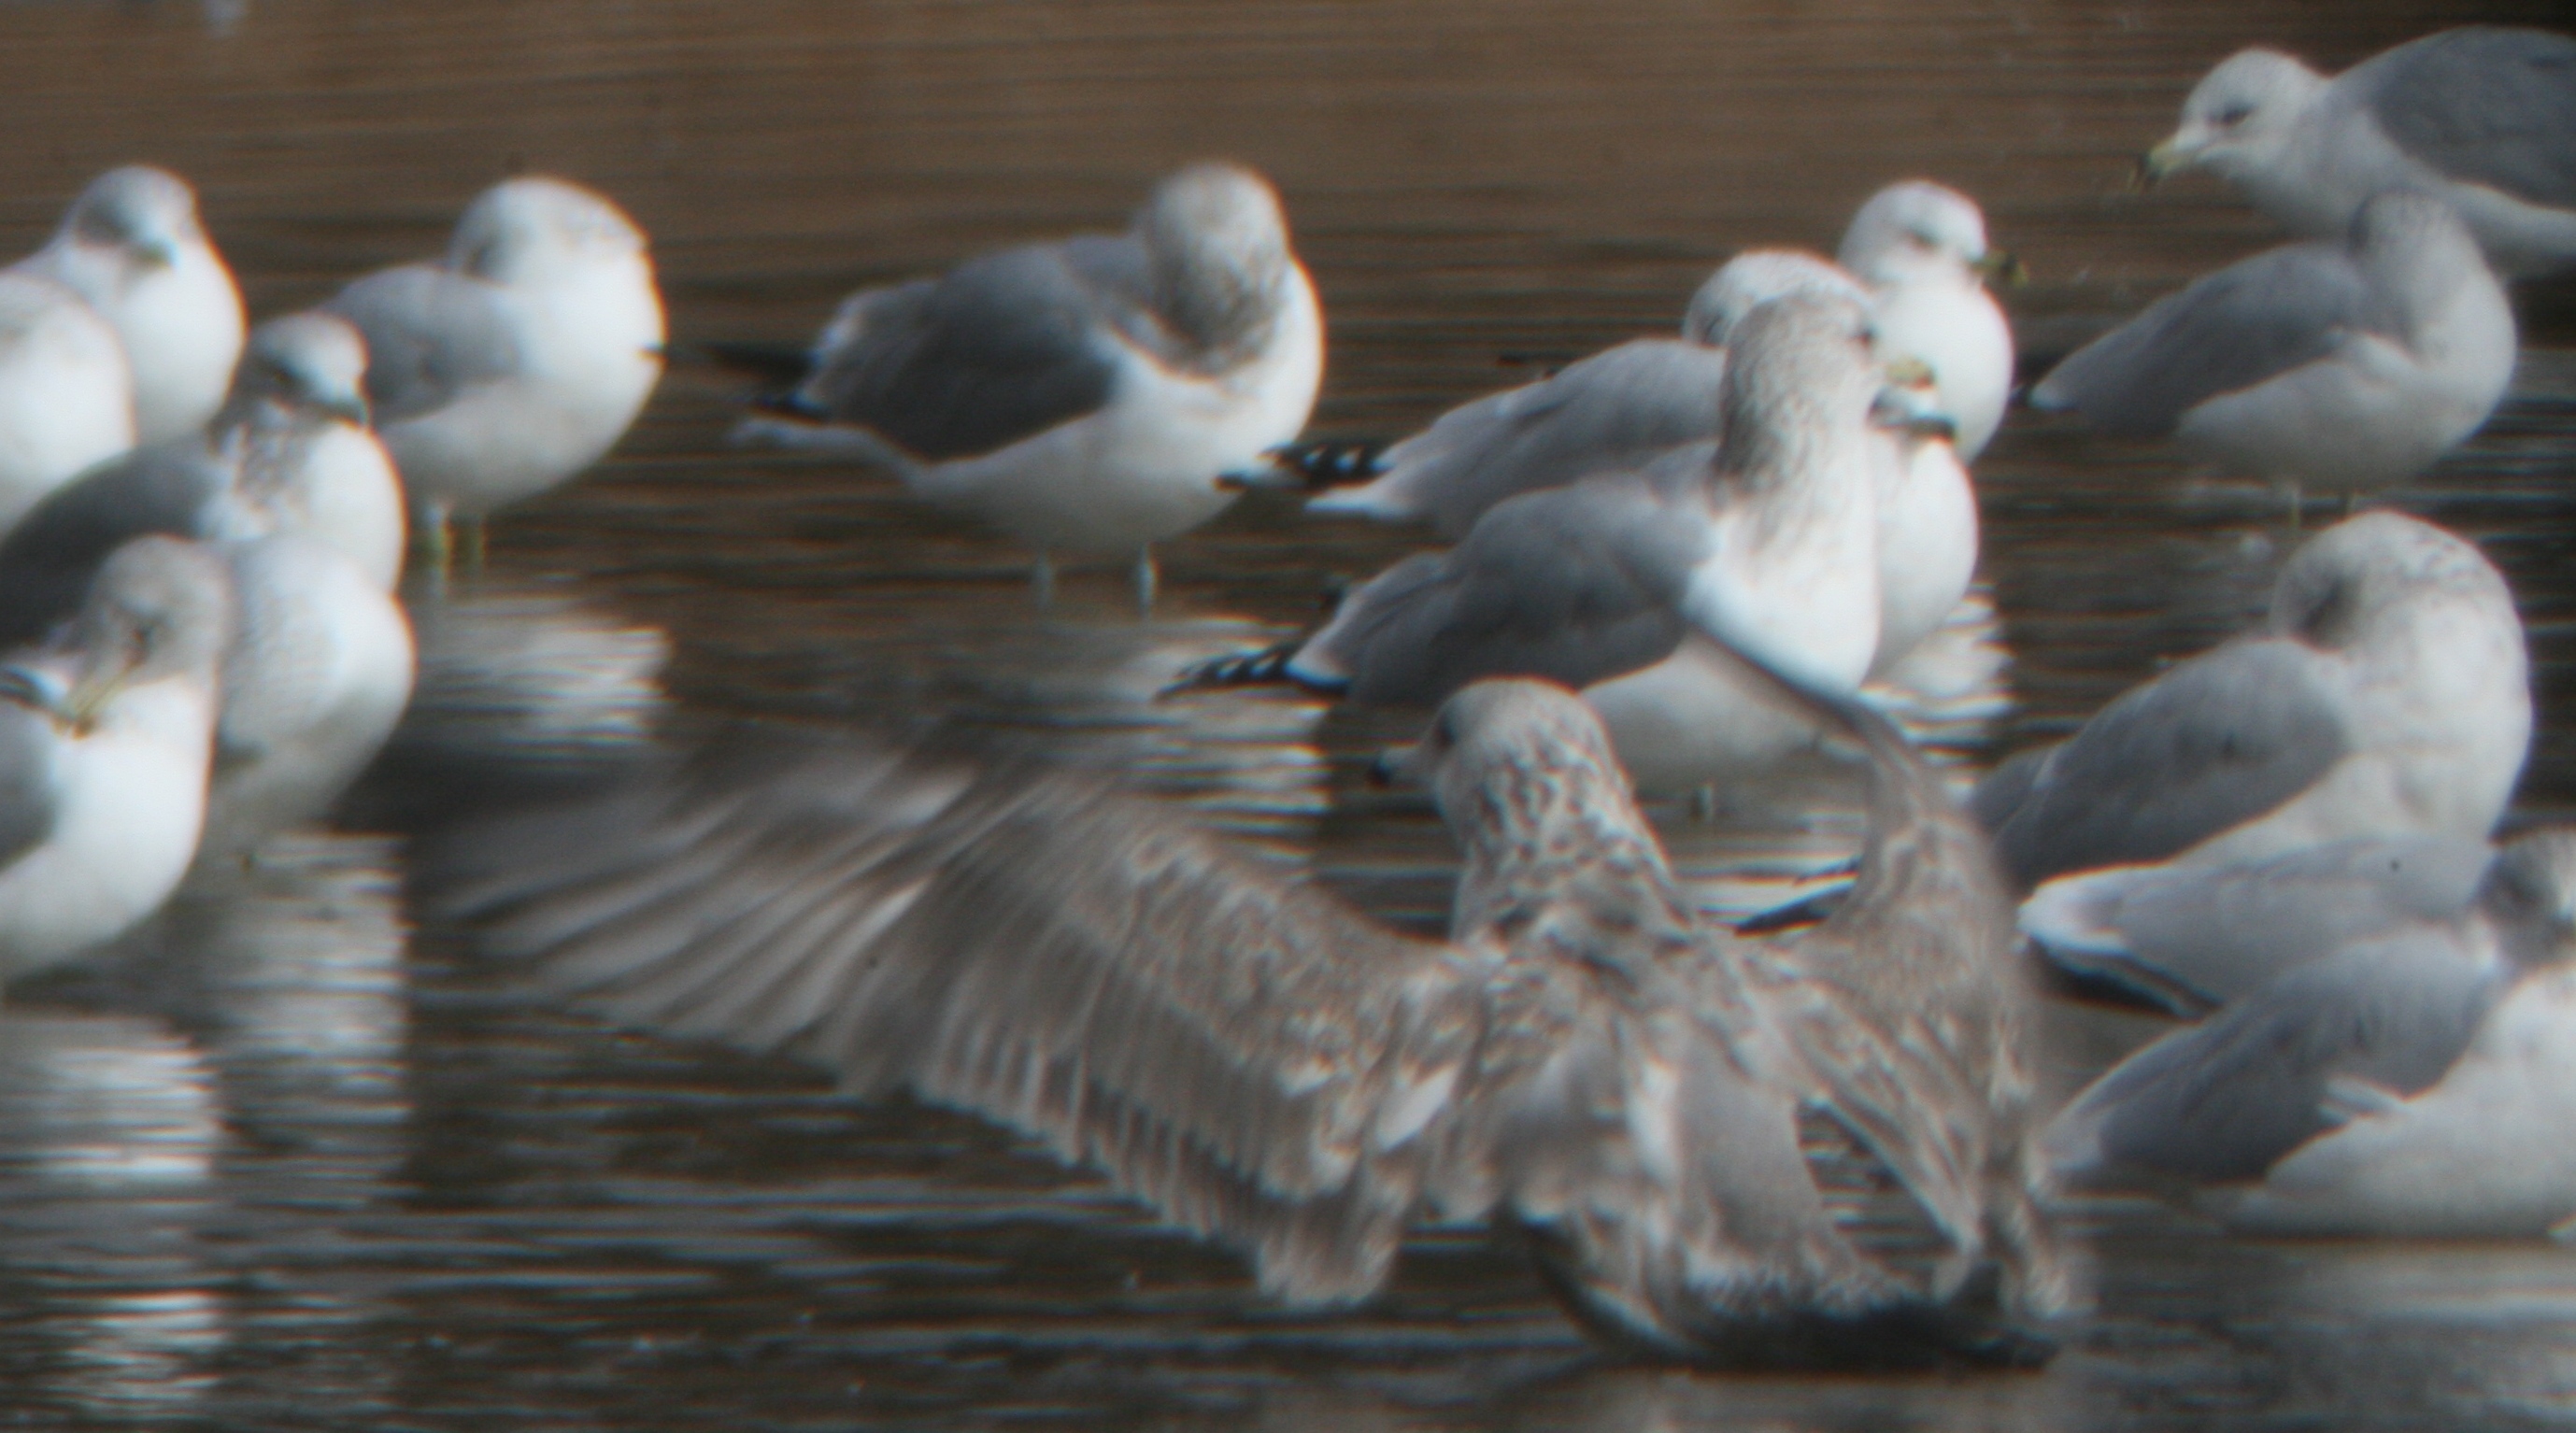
[2213,102,2255,128]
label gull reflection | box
[56,1287,224,1417]
[0,1010,221,1186]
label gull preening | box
[12,166,246,447]
[434,668,2065,1368]
[737,161,1322,608]
[2145,26,2576,277]
[2029,192,2516,502]
[2047,827,2576,1239]
[325,176,664,560]
[0,537,230,983]
[1192,290,1951,792]
[1975,511,2529,894]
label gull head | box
[13,536,231,732]
[59,165,207,272]
[2145,49,2328,185]
[1389,679,1649,855]
[1718,288,1883,481]
[229,312,372,428]
[2476,829,2576,970]
[1680,248,1863,348]
[1836,180,1998,289]
[2266,511,2512,653]
[1139,161,1296,358]
[449,176,652,289]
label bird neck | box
[1448,752,1701,984]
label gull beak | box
[1366,744,1416,788]
[1971,249,2029,287]
[1871,369,1958,443]
[0,649,118,732]
[322,390,372,428]
[2134,134,2194,190]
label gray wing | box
[2045,929,2505,1185]
[2028,245,2373,437]
[323,264,524,427]
[0,442,233,649]
[793,240,1133,461]
[428,725,1547,1306]
[2022,833,2494,1014]
[1374,339,1731,540]
[1979,636,2355,890]
[0,702,61,872]
[2358,26,2576,209]
[1288,475,1702,704]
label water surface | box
[2,1,2575,1427]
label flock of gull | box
[0,22,2571,1371]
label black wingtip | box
[1269,437,1392,490]
[690,338,818,387]
[1158,640,1319,700]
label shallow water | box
[3,0,2576,1426]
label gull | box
[12,166,246,446]
[1974,511,2529,894]
[324,176,664,562]
[2028,191,2516,503]
[1185,291,1948,793]
[432,666,2066,1367]
[1837,180,2017,462]
[1302,250,1859,538]
[2020,831,2494,1016]
[1300,178,2010,539]
[0,537,230,982]
[0,312,402,648]
[734,161,1322,608]
[2144,26,2576,277]
[2046,827,2576,1239]
[0,272,135,537]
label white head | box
[2145,49,2331,184]
[4,536,234,731]
[1680,248,1865,348]
[448,176,653,289]
[227,312,372,428]
[1138,161,1297,357]
[52,165,211,276]
[1836,181,1995,288]
[2266,510,2514,653]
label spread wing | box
[2045,929,2505,1185]
[324,264,524,426]
[791,239,1135,461]
[2359,26,2576,210]
[1288,475,1702,702]
[428,724,1561,1305]
[2028,244,2373,437]
[1978,635,2355,890]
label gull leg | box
[1032,548,1056,610]
[1134,546,1159,614]
[463,515,490,572]
[420,501,455,585]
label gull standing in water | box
[12,166,246,446]
[2143,26,2576,277]
[0,312,404,647]
[1185,291,1950,792]
[324,176,664,564]
[0,538,230,982]
[1974,511,2528,894]
[2047,827,2576,1239]
[433,666,2065,1367]
[2029,192,2515,505]
[735,162,1323,609]
[0,272,135,537]
[1301,178,2010,538]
